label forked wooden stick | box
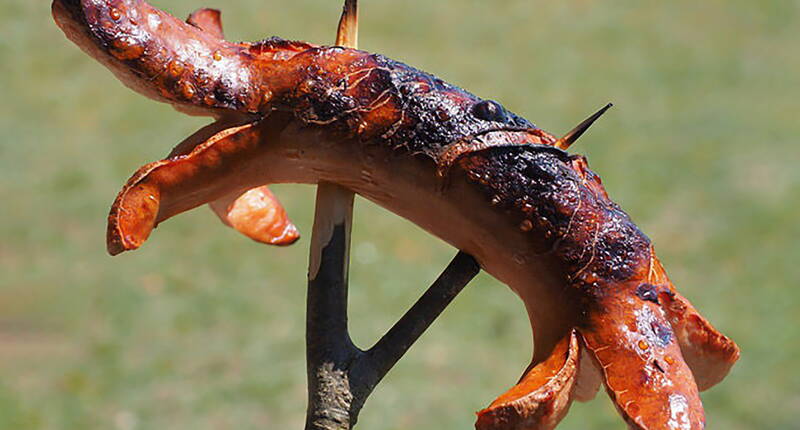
[304,2,479,429]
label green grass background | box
[1,0,798,428]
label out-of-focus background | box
[1,0,798,428]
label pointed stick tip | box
[336,0,359,48]
[555,102,614,150]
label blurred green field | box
[1,0,798,428]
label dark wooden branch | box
[305,184,479,430]
[307,183,355,350]
[306,182,359,430]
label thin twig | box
[353,251,479,399]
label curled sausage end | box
[210,186,301,246]
[186,8,224,39]
[476,330,580,430]
[107,123,263,255]
[107,163,163,256]
[659,290,740,391]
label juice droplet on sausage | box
[180,81,196,99]
[168,61,184,78]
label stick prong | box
[555,103,613,150]
[336,0,359,48]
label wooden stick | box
[304,3,361,428]
[303,2,479,428]
[305,183,359,430]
